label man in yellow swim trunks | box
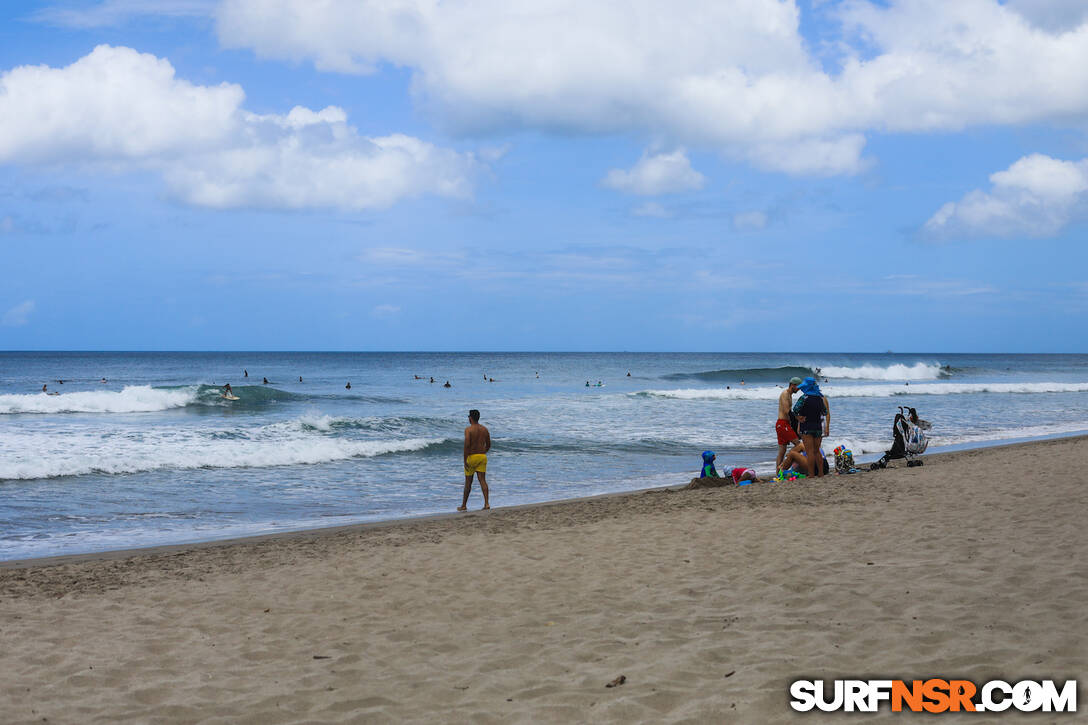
[459,408,491,511]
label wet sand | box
[2,436,1086,723]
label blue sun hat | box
[799,376,822,396]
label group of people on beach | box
[776,375,831,477]
[462,374,836,512]
[700,374,832,485]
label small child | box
[730,467,760,485]
[700,450,720,478]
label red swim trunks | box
[776,418,799,445]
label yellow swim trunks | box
[464,453,488,476]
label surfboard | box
[222,394,240,401]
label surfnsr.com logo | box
[789,679,1077,713]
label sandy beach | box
[2,436,1086,723]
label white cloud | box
[163,132,479,210]
[0,45,240,163]
[878,278,998,297]
[214,0,1088,176]
[2,300,35,327]
[1004,0,1088,32]
[632,201,670,218]
[733,210,768,231]
[359,247,465,267]
[0,46,484,210]
[925,154,1088,238]
[602,149,705,196]
[370,304,401,318]
[30,1,215,28]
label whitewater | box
[2,351,1086,560]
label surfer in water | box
[244,369,248,377]
[262,377,269,384]
[222,383,234,399]
[345,382,351,389]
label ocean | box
[2,351,1086,560]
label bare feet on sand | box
[482,505,490,510]
[456,506,467,512]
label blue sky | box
[1,0,1087,352]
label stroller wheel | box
[914,460,924,467]
[870,462,882,471]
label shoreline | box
[4,430,1087,569]
[2,434,1085,722]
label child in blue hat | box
[700,450,720,478]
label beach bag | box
[834,447,855,473]
[902,421,929,455]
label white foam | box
[637,381,1088,400]
[928,422,1088,448]
[296,414,340,431]
[825,423,1088,458]
[814,362,944,380]
[0,386,198,414]
[0,425,447,480]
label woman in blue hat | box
[794,377,830,477]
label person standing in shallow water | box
[459,409,491,511]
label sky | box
[1,0,1087,352]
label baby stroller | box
[870,406,929,469]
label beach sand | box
[2,437,1086,723]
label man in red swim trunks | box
[775,376,803,473]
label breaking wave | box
[662,362,949,384]
[0,429,449,481]
[814,362,948,381]
[636,382,1088,401]
[0,384,341,415]
[0,386,199,414]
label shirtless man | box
[459,409,491,511]
[775,376,803,473]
